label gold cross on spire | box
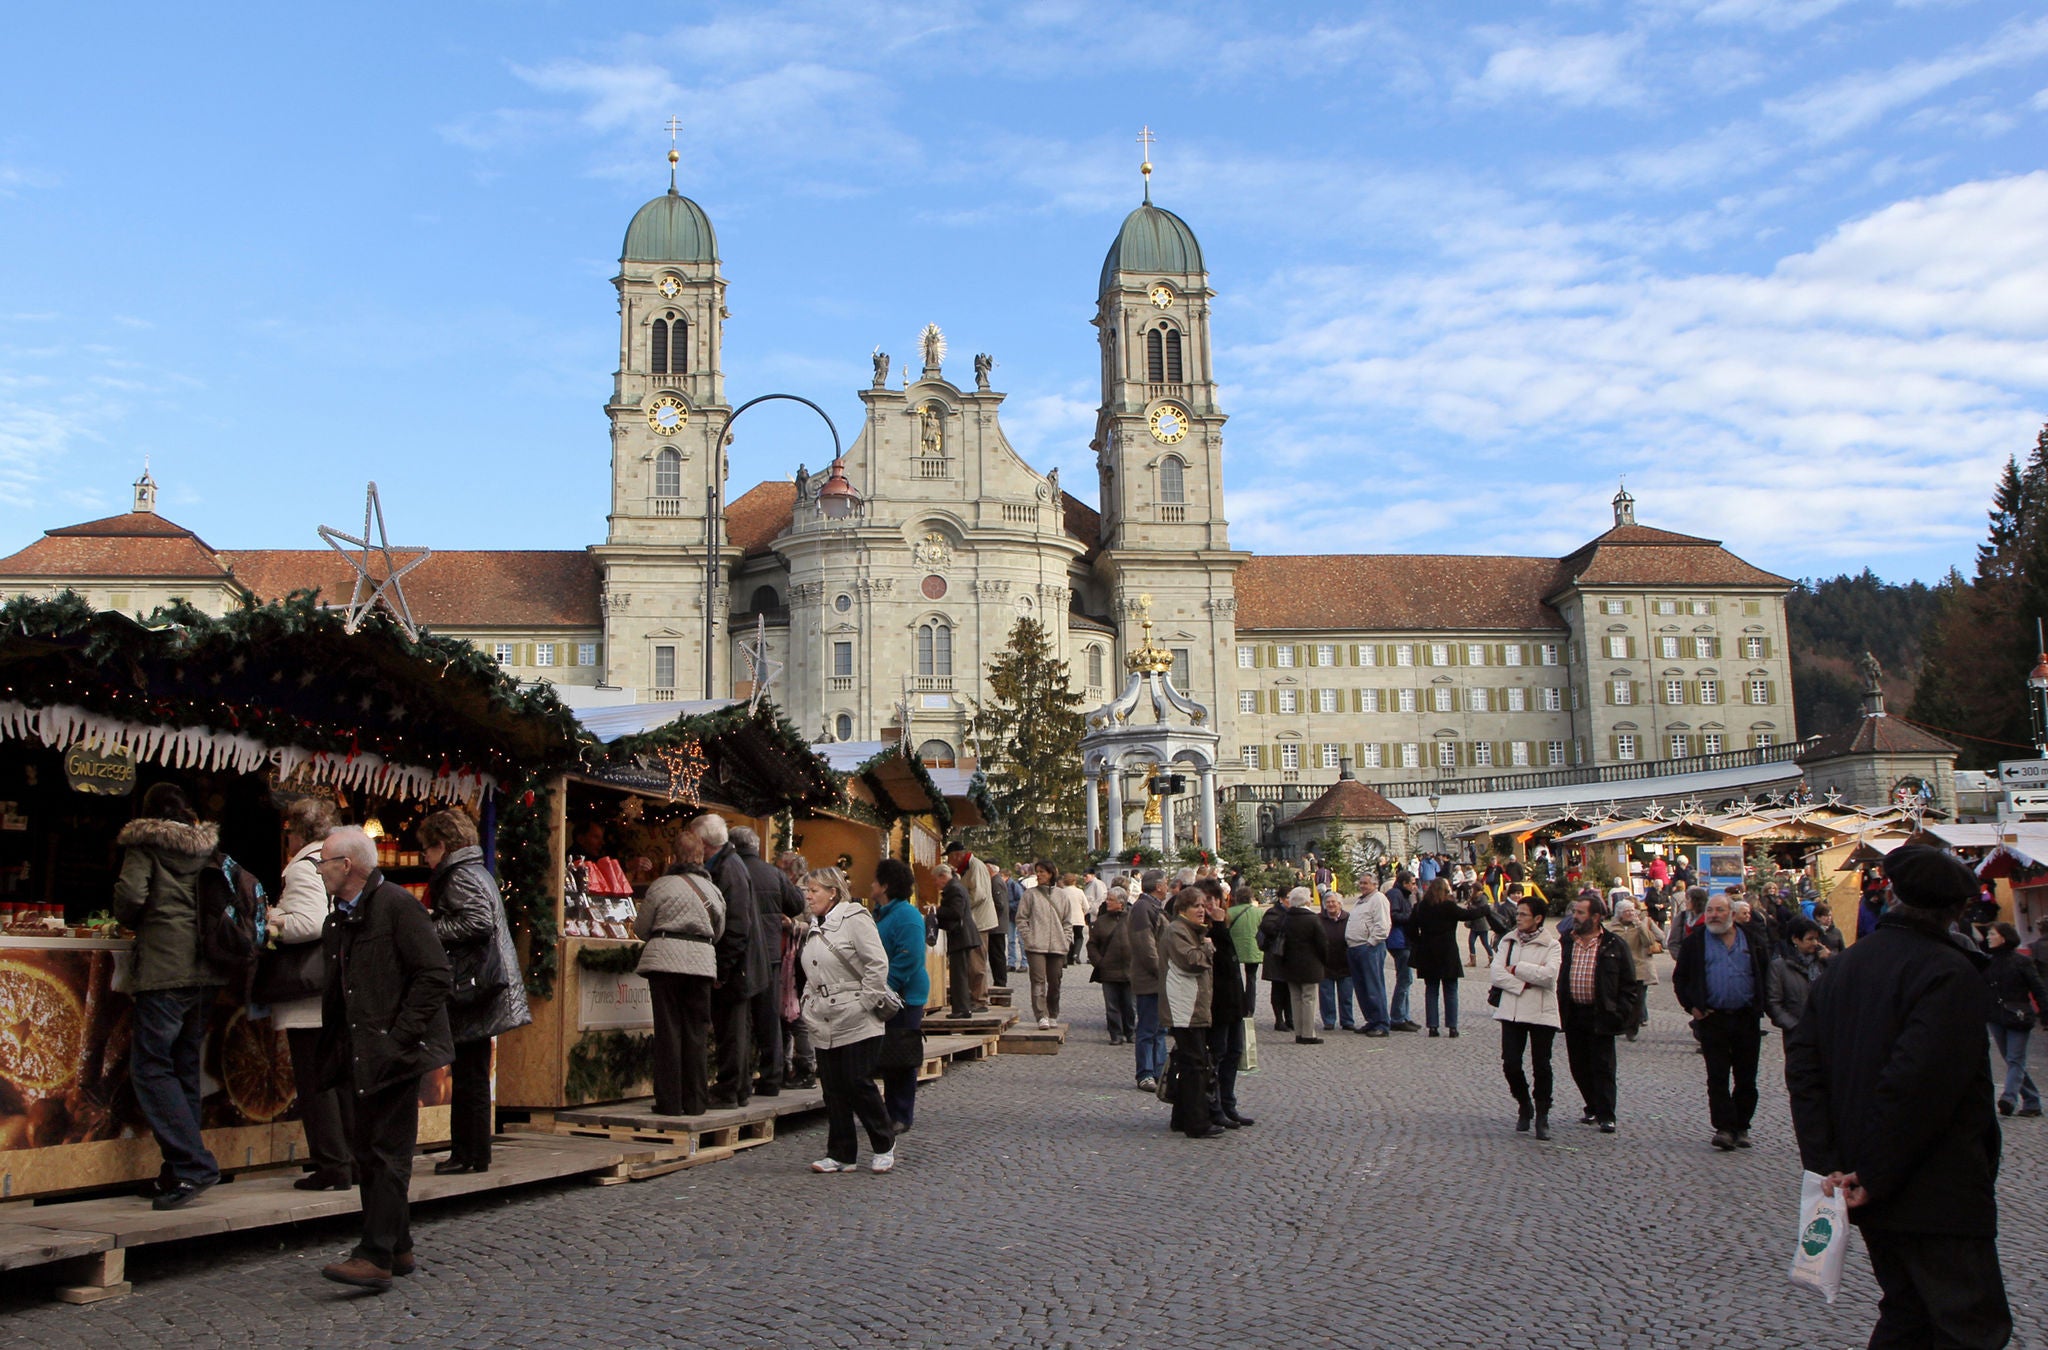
[1137,125,1155,203]
[664,115,683,189]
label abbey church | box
[0,174,1798,792]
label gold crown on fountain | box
[1125,594,1175,675]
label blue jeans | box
[1006,926,1026,971]
[1348,943,1388,1031]
[1388,946,1414,1024]
[131,986,219,1186]
[1423,977,1459,1031]
[1318,976,1356,1029]
[1990,1023,2040,1111]
[1133,993,1166,1083]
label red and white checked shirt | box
[1568,928,1602,1005]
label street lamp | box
[1427,790,1442,856]
[2029,634,2048,759]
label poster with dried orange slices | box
[2,936,452,1197]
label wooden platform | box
[997,1021,1068,1055]
[920,1010,1018,1036]
[0,1132,677,1302]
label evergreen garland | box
[563,1029,654,1104]
[574,942,645,974]
[496,771,561,996]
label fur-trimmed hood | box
[116,816,219,858]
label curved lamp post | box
[703,394,843,696]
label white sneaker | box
[1038,1017,1054,1030]
[868,1150,895,1173]
[810,1157,852,1173]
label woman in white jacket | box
[798,867,899,1174]
[1489,894,1563,1140]
[261,798,353,1190]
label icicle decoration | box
[0,701,493,804]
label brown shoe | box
[392,1251,416,1277]
[321,1257,393,1291]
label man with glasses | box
[314,826,453,1292]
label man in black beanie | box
[1785,845,2010,1348]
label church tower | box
[1090,142,1246,770]
[591,149,733,698]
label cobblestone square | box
[4,959,2042,1349]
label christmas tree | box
[970,616,1088,870]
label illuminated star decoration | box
[1823,790,1844,809]
[657,740,707,805]
[318,482,430,640]
[738,613,784,715]
[1676,797,1704,819]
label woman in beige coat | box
[799,867,899,1173]
[634,828,725,1117]
[1016,861,1073,1028]
[1489,895,1563,1139]
[263,797,353,1190]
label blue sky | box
[3,1,2046,583]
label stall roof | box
[1838,835,1909,869]
[925,765,996,830]
[592,702,839,818]
[1912,823,2009,850]
[577,699,739,744]
[1458,817,1541,839]
[809,740,951,834]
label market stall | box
[494,701,841,1113]
[0,594,580,1199]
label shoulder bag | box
[1487,936,1516,1007]
[446,863,511,1009]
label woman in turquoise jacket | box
[871,858,931,1136]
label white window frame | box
[1395,644,1415,667]
[1665,679,1684,706]
[1435,741,1457,768]
[1238,645,1255,668]
[1745,637,1766,660]
[1242,745,1260,769]
[1605,636,1629,659]
[1321,743,1341,769]
[1510,741,1529,766]
[1546,740,1566,766]
[1755,731,1774,748]
[1275,645,1296,668]
[1659,637,1680,659]
[1749,678,1770,705]
[834,641,855,678]
[1506,687,1526,712]
[1357,645,1378,666]
[1703,733,1723,754]
[1315,643,1335,667]
[1612,679,1633,705]
[1541,687,1561,712]
[1700,678,1719,704]
[1670,733,1690,760]
[1472,742,1493,767]
[1468,687,1490,712]
[1504,645,1523,667]
[493,643,515,666]
[1616,733,1637,761]
[1361,744,1383,768]
[1400,743,1420,768]
[1277,689,1298,714]
[1239,690,1258,713]
[1398,689,1417,713]
[1361,689,1381,712]
[653,645,677,689]
[1655,600,1676,615]
[1432,687,1453,712]
[578,642,598,666]
[1429,643,1449,666]
[1280,743,1301,771]
[1318,688,1338,713]
[1540,643,1559,666]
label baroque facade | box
[0,173,1796,791]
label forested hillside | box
[1787,571,1941,737]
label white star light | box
[318,482,430,641]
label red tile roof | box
[1291,778,1408,824]
[225,550,602,628]
[1554,524,1790,592]
[1798,714,1957,762]
[1062,492,1101,551]
[1236,554,1569,633]
[727,481,796,557]
[0,511,235,582]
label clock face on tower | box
[1148,403,1190,444]
[646,394,690,435]
[1149,282,1174,307]
[656,275,683,299]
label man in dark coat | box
[1556,893,1638,1132]
[934,862,978,1019]
[730,826,801,1096]
[1786,845,2011,1349]
[696,814,764,1108]
[314,826,453,1292]
[1673,892,1772,1151]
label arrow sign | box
[1998,759,2048,787]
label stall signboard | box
[1699,846,1746,895]
[584,763,672,797]
[62,744,136,797]
[577,969,654,1031]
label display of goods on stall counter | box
[579,856,635,897]
[2,908,128,939]
[1,946,453,1152]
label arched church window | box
[835,713,853,741]
[655,447,682,498]
[749,585,780,613]
[1159,456,1185,505]
[651,318,670,375]
[1164,328,1183,382]
[916,739,956,767]
[1146,328,1165,382]
[1087,646,1104,686]
[652,314,688,375]
[917,622,953,677]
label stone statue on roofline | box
[871,348,889,388]
[1857,650,1883,693]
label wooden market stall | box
[494,701,842,1114]
[0,594,580,1199]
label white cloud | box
[1226,172,2048,569]
[1465,29,1648,108]
[1766,15,2048,142]
[1682,0,1858,31]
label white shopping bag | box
[1241,1017,1259,1074]
[1788,1170,1851,1304]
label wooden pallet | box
[998,1022,1068,1055]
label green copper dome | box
[622,189,719,264]
[1099,202,1204,294]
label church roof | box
[1100,202,1204,294]
[623,189,718,264]
[727,481,797,557]
[1061,491,1101,553]
[1552,523,1790,593]
[0,511,235,581]
[1236,554,1568,633]
[1798,714,1957,763]
[1290,778,1408,824]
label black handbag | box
[448,931,509,1009]
[254,938,325,1004]
[877,1021,926,1070]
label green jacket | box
[112,817,225,993]
[1226,902,1266,967]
